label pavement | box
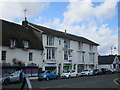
[29,76,38,80]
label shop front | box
[45,63,57,72]
[77,64,84,73]
[63,63,72,72]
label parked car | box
[0,70,25,85]
[100,68,109,74]
[116,68,120,73]
[93,69,103,75]
[38,70,59,81]
[61,70,78,78]
[108,68,117,74]
[79,69,93,76]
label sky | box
[0,0,119,55]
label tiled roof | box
[98,55,120,64]
[29,23,99,46]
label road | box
[2,73,120,89]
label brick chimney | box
[22,17,28,27]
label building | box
[98,55,120,69]
[29,21,99,74]
[1,19,99,74]
[0,19,44,67]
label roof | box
[29,23,99,46]
[1,19,43,50]
[98,55,120,65]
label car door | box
[10,71,19,82]
[71,70,76,77]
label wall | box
[42,34,98,72]
[1,46,43,67]
[98,65,112,69]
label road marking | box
[114,78,120,86]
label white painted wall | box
[42,34,98,71]
[98,65,112,69]
[1,46,43,67]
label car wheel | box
[3,79,9,85]
[76,74,78,78]
[46,77,49,81]
[38,79,41,81]
[56,76,58,79]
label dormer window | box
[23,40,29,48]
[10,39,16,48]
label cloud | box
[0,2,49,21]
[34,0,118,55]
[63,0,117,25]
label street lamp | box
[111,46,116,55]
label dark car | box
[38,70,59,81]
[93,69,103,75]
[100,68,110,74]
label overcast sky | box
[0,0,118,55]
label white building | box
[1,19,99,74]
[29,21,99,74]
[98,55,120,69]
[0,19,44,67]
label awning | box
[63,64,72,66]
[45,64,57,67]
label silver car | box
[80,69,94,76]
[0,70,25,85]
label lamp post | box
[111,46,116,55]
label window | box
[64,50,72,60]
[23,40,29,48]
[46,48,55,60]
[89,53,94,63]
[47,36,54,46]
[78,42,83,50]
[64,39,70,48]
[2,51,6,60]
[59,39,61,45]
[29,53,33,61]
[10,39,16,47]
[89,45,93,51]
[79,52,84,63]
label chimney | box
[22,17,28,27]
[65,30,67,35]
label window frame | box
[10,39,16,47]
[46,48,55,60]
[29,52,33,61]
[47,35,54,46]
[64,39,70,48]
[2,51,6,61]
[23,40,29,48]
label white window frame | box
[64,39,70,48]
[89,45,93,51]
[23,40,29,48]
[89,53,95,63]
[78,42,83,50]
[47,35,54,46]
[10,39,16,47]
[46,48,55,60]
[64,50,72,60]
[79,52,85,63]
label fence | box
[0,66,42,77]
